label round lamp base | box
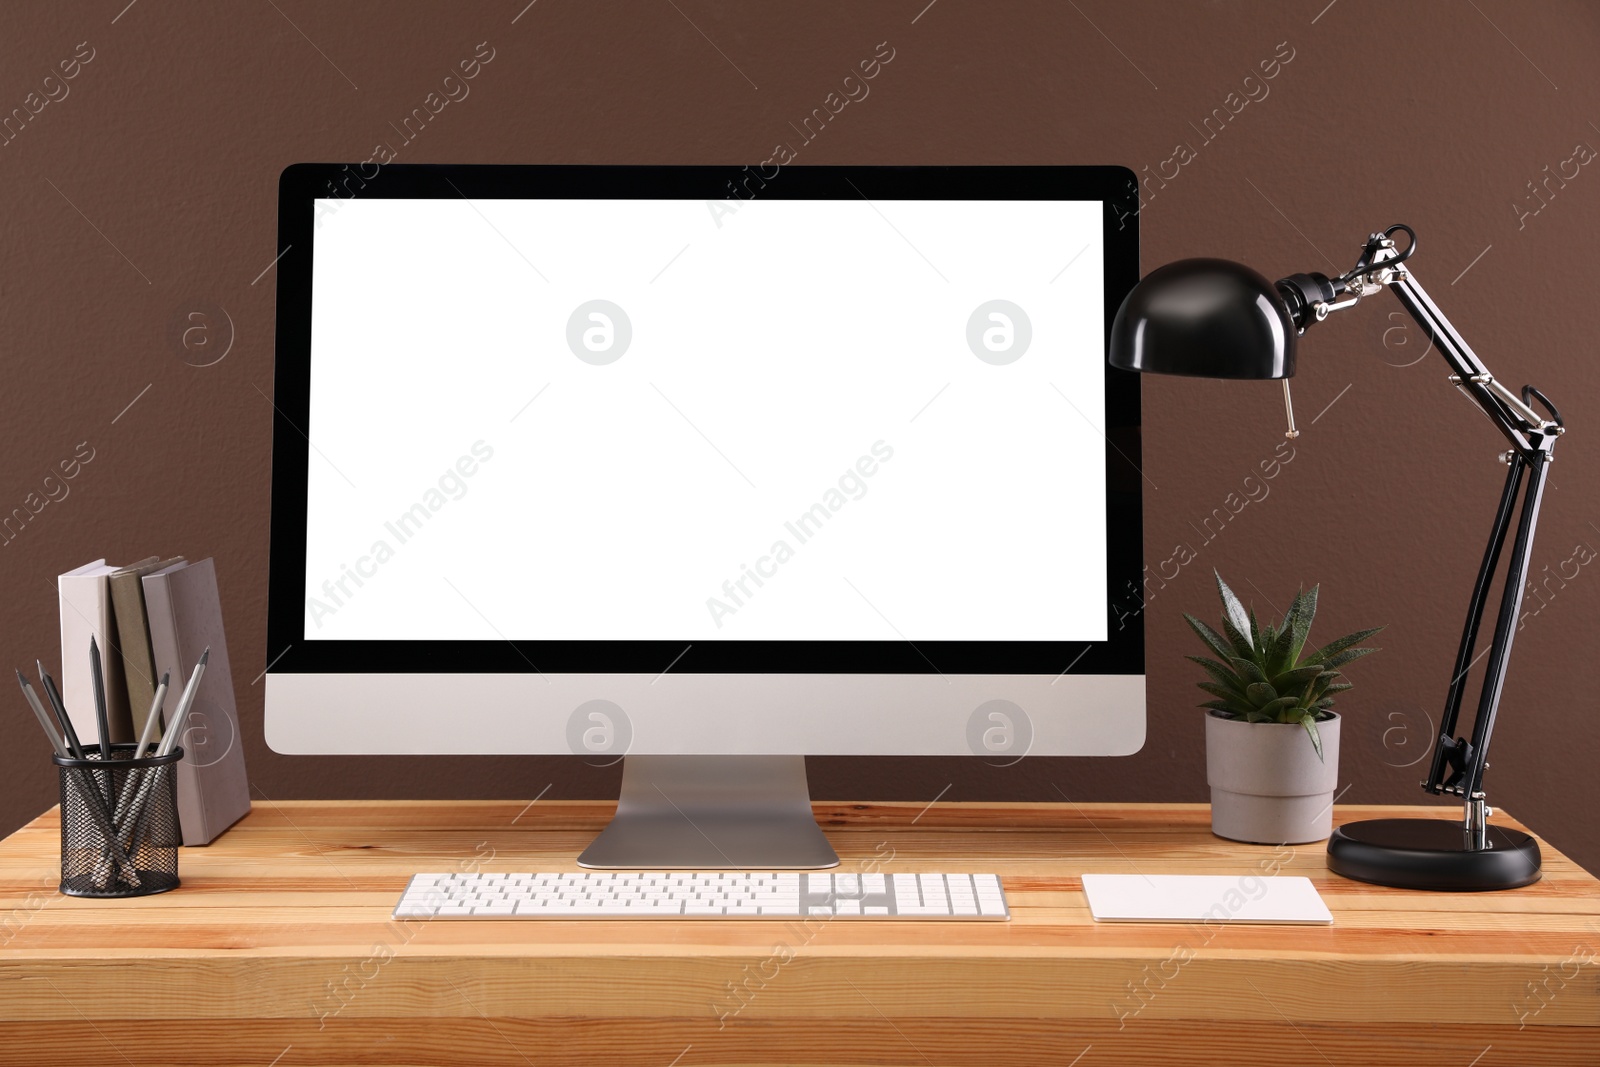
[1328,818,1540,891]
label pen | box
[38,662,84,758]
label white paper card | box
[1082,874,1333,925]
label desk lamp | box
[1108,224,1565,890]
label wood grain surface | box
[0,800,1596,1066]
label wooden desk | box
[0,801,1596,1066]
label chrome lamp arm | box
[1282,226,1566,847]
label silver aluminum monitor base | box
[576,755,840,870]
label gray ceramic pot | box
[1205,709,1340,844]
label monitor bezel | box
[268,164,1142,675]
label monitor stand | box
[576,755,840,870]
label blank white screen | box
[303,196,1106,642]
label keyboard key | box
[395,871,1008,921]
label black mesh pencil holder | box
[53,744,184,898]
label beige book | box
[58,560,137,745]
[108,557,183,739]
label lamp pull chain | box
[1281,379,1300,439]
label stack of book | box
[57,557,251,845]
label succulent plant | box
[1185,571,1383,761]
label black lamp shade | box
[1108,258,1297,380]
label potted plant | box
[1186,572,1382,844]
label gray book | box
[142,558,252,845]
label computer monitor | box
[267,164,1143,869]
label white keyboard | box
[394,871,1009,920]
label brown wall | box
[3,2,1597,872]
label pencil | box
[156,648,209,759]
[120,649,210,856]
[88,636,114,811]
[22,667,142,887]
[17,670,65,756]
[38,662,84,758]
[88,636,113,762]
[112,673,170,821]
[134,672,169,758]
